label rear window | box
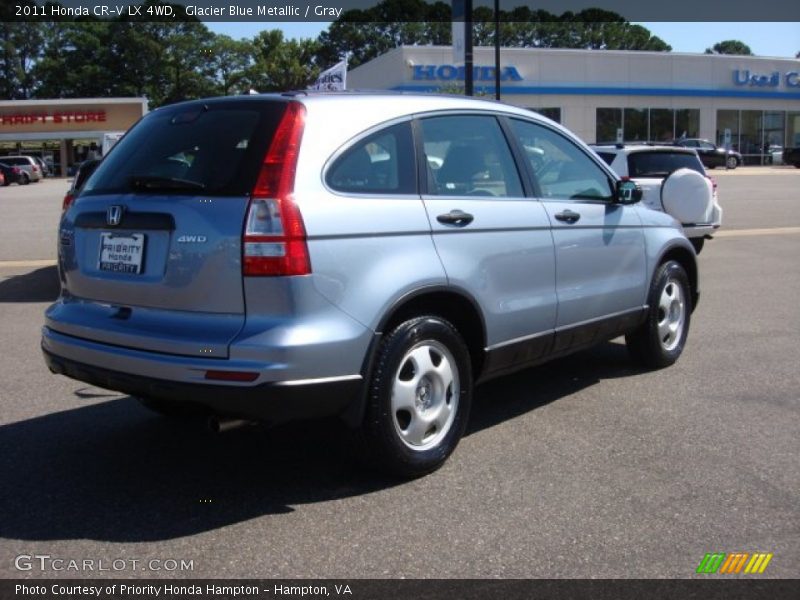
[627,151,704,179]
[82,100,287,197]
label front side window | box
[510,119,614,201]
[327,122,415,194]
[419,115,523,198]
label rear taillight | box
[707,175,718,193]
[32,165,39,172]
[243,102,310,277]
[62,194,75,211]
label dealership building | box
[348,47,800,164]
[0,98,147,176]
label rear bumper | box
[42,327,363,423]
[682,223,720,238]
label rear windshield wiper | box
[128,175,206,192]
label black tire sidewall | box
[642,261,692,366]
[363,316,473,477]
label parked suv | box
[673,138,742,170]
[1,155,43,183]
[592,143,721,253]
[43,94,699,476]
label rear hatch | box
[50,98,290,358]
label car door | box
[506,118,647,353]
[697,140,723,168]
[417,113,557,376]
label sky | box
[207,21,799,59]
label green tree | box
[705,40,754,56]
[0,20,44,98]
[316,2,671,69]
[33,21,114,98]
[207,35,255,96]
[249,30,321,91]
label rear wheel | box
[359,316,472,478]
[726,155,738,169]
[626,260,692,368]
[21,173,30,185]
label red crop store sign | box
[1,111,107,126]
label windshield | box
[82,100,287,197]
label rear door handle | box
[437,210,474,227]
[554,210,581,224]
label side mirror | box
[617,179,642,205]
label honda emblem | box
[106,205,124,226]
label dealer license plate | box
[98,232,145,274]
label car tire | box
[358,316,472,478]
[626,260,692,369]
[689,237,705,254]
[136,396,208,417]
[726,155,738,169]
[21,173,30,185]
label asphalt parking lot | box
[0,170,798,579]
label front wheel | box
[626,261,692,368]
[358,316,472,478]
[726,155,738,169]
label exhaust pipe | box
[208,416,256,433]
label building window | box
[740,110,762,161]
[624,108,648,142]
[649,109,674,142]
[716,110,739,150]
[596,108,622,143]
[597,108,700,144]
[788,112,800,148]
[763,111,785,154]
[675,109,700,139]
[529,107,561,124]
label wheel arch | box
[657,244,699,311]
[375,286,487,378]
[342,286,487,428]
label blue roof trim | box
[392,84,800,100]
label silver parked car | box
[1,155,43,183]
[43,93,699,476]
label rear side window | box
[82,101,287,197]
[627,151,705,178]
[327,122,416,194]
[420,115,523,198]
[3,157,27,166]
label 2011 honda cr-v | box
[43,93,699,476]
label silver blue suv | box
[43,93,699,476]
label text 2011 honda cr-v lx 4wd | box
[43,93,699,477]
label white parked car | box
[592,144,722,253]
